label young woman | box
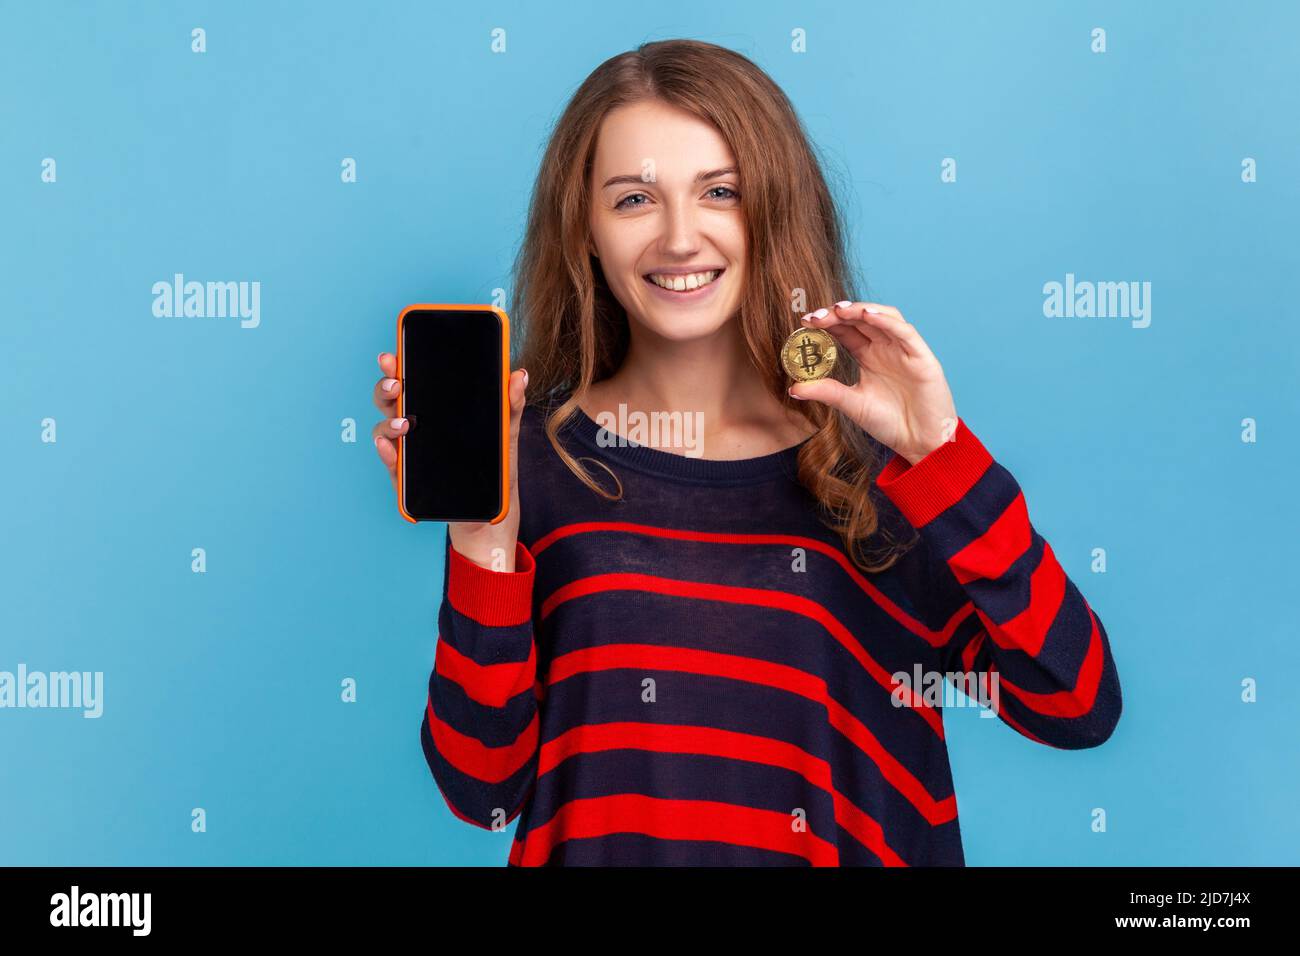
[372,39,1121,866]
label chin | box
[640,309,734,341]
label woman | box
[372,39,1121,866]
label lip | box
[643,265,726,276]
[642,267,725,303]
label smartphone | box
[395,304,510,524]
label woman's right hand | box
[372,352,529,571]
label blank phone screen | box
[401,308,503,521]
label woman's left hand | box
[788,301,959,466]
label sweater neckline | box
[560,400,811,485]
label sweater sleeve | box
[874,418,1122,750]
[419,527,541,830]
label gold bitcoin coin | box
[781,327,837,382]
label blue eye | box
[614,186,740,210]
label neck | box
[582,316,815,456]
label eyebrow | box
[601,166,738,189]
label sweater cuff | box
[446,539,536,627]
[874,418,995,528]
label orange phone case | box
[395,303,510,525]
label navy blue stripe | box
[420,708,537,828]
[917,460,1022,560]
[533,669,954,835]
[427,666,535,749]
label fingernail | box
[382,378,398,392]
[374,436,383,449]
[391,417,406,429]
[865,307,886,314]
[835,300,851,308]
[813,308,829,318]
[788,388,805,400]
[521,368,529,387]
[800,313,814,325]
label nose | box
[658,195,703,257]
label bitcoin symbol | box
[797,339,823,373]
[781,327,837,382]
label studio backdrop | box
[2,0,1297,865]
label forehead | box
[591,100,735,179]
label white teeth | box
[648,269,719,292]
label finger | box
[373,415,409,442]
[503,368,527,495]
[787,376,859,416]
[850,302,903,319]
[828,303,923,358]
[804,305,903,361]
[801,309,876,357]
[373,374,401,411]
[373,430,397,468]
[506,367,528,440]
[823,302,904,338]
[371,425,398,491]
[806,303,893,339]
[378,351,397,378]
[509,368,528,420]
[856,309,933,360]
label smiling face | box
[587,98,746,342]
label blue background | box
[2,0,1297,865]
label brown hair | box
[512,38,916,573]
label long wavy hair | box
[512,38,917,573]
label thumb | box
[509,368,528,426]
[788,377,855,413]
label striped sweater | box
[419,395,1123,865]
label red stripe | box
[536,721,909,865]
[446,539,536,627]
[823,696,957,826]
[546,644,957,826]
[434,636,536,708]
[528,521,1001,700]
[988,684,1051,744]
[426,696,538,783]
[958,640,1052,746]
[832,794,910,866]
[529,522,957,647]
[948,492,1033,584]
[874,418,994,528]
[540,573,944,738]
[540,722,831,784]
[981,540,1067,657]
[516,793,841,866]
[420,712,507,830]
[989,603,1106,719]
